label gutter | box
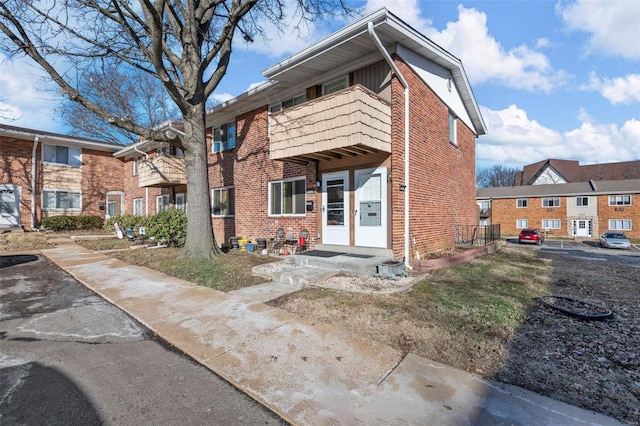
[31,137,38,229]
[368,21,413,269]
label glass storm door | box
[355,167,387,248]
[322,171,349,245]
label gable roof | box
[477,178,640,200]
[208,8,486,136]
[0,124,124,152]
[514,158,640,185]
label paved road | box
[0,254,286,426]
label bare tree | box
[0,0,353,258]
[477,165,517,188]
[59,64,178,143]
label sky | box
[1,0,639,170]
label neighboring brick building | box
[477,178,640,239]
[0,125,124,229]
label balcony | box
[269,85,392,163]
[138,154,187,188]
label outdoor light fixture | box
[399,184,407,192]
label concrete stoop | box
[271,265,337,286]
[285,254,391,278]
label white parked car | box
[599,232,631,250]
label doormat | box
[299,250,341,258]
[344,253,374,258]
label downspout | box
[133,143,149,216]
[31,137,38,229]
[368,22,412,269]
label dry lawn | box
[2,230,638,424]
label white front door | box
[355,167,387,248]
[575,220,591,237]
[322,171,349,245]
[0,184,21,227]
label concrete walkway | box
[40,245,621,425]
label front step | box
[272,266,337,287]
[314,244,393,257]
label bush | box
[103,214,149,235]
[146,208,187,247]
[42,215,103,231]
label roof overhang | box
[0,124,124,152]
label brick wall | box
[0,137,34,227]
[207,106,317,248]
[80,148,124,217]
[391,58,478,257]
[492,197,568,236]
[122,154,171,216]
[598,194,640,239]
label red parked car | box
[518,228,544,245]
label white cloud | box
[558,0,640,60]
[583,72,640,105]
[388,4,570,92]
[477,104,640,168]
[0,54,66,132]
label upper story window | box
[609,195,631,206]
[478,200,490,212]
[323,76,348,95]
[132,156,141,175]
[156,146,170,155]
[517,198,528,208]
[448,112,457,145]
[269,94,307,113]
[43,144,82,166]
[269,177,305,216]
[542,197,560,207]
[212,122,236,153]
[576,196,589,207]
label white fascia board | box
[0,126,123,152]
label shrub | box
[42,215,103,231]
[146,208,187,247]
[103,215,149,235]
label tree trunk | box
[181,106,222,258]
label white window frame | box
[542,219,561,229]
[448,112,457,145]
[212,122,236,153]
[156,194,170,213]
[576,196,589,207]
[175,193,187,211]
[542,197,560,207]
[609,219,631,230]
[516,219,528,229]
[479,218,488,227]
[322,76,348,95]
[211,187,235,217]
[269,93,307,113]
[133,198,143,216]
[609,195,631,206]
[517,198,528,208]
[269,177,306,216]
[43,144,82,167]
[132,156,141,176]
[42,189,82,211]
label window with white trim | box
[132,156,141,175]
[269,177,305,216]
[43,144,82,166]
[448,112,457,145]
[133,198,143,216]
[43,190,81,211]
[517,198,528,208]
[323,76,348,95]
[212,187,235,217]
[156,195,170,213]
[576,196,589,206]
[212,122,236,153]
[542,219,561,229]
[516,219,528,229]
[542,197,560,207]
[269,94,307,113]
[609,195,631,206]
[609,219,631,230]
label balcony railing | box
[269,85,392,163]
[138,154,187,188]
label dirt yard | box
[2,230,638,424]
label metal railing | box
[455,224,501,246]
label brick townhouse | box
[3,8,487,262]
[0,125,124,229]
[477,159,640,239]
[116,8,486,261]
